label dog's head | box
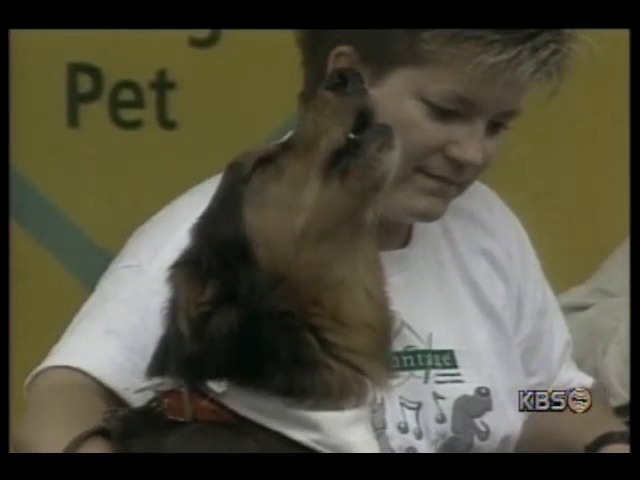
[148,69,396,399]
[244,67,398,199]
[237,67,398,273]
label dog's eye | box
[248,153,278,177]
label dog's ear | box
[169,260,218,342]
[146,254,246,384]
[146,255,220,381]
[145,149,261,383]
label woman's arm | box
[12,367,124,453]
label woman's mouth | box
[414,167,461,188]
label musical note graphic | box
[432,391,447,424]
[476,421,490,441]
[396,396,424,440]
[434,372,464,384]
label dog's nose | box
[322,68,367,96]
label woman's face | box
[361,53,529,224]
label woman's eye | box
[422,100,462,122]
[487,120,511,137]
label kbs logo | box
[518,387,592,413]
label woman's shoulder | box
[436,181,527,245]
[451,181,519,224]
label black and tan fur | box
[103,68,399,453]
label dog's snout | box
[322,68,366,96]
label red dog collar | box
[154,388,238,424]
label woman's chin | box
[395,191,453,224]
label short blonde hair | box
[295,29,581,103]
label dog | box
[96,68,399,453]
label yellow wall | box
[485,29,629,292]
[9,29,629,433]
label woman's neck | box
[376,218,413,252]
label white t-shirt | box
[26,172,593,453]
